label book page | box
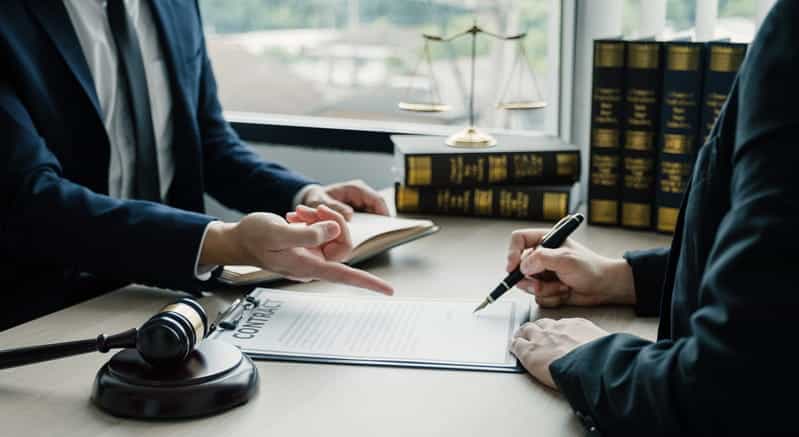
[344,213,433,247]
[210,289,529,369]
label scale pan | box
[398,102,451,112]
[496,101,547,110]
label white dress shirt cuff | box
[194,221,220,281]
[292,184,321,208]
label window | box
[622,0,767,42]
[199,0,561,134]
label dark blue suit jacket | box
[550,1,799,434]
[0,0,314,330]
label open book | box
[219,213,439,286]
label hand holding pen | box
[474,214,584,313]
[490,213,638,309]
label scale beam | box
[400,21,546,148]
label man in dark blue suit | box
[503,1,799,434]
[0,0,392,331]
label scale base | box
[92,340,258,419]
[445,126,497,148]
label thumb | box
[278,220,340,249]
[520,247,570,277]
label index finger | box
[297,253,393,295]
[507,229,549,272]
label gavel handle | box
[0,328,138,370]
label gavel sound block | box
[0,298,259,419]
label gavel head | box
[136,298,208,366]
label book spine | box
[620,41,663,230]
[699,42,747,143]
[654,42,705,234]
[404,151,580,187]
[395,184,573,221]
[587,39,625,226]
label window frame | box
[224,0,576,154]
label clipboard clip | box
[211,296,258,331]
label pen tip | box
[473,300,488,313]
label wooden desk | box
[0,215,670,437]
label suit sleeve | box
[549,2,799,434]
[623,248,669,316]
[193,4,315,215]
[0,78,216,293]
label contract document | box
[210,288,530,372]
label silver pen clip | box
[541,214,573,242]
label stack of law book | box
[587,38,747,233]
[392,134,582,221]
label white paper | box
[210,288,529,369]
[346,213,432,247]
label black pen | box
[473,213,585,313]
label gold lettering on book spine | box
[488,155,508,183]
[543,193,568,221]
[592,128,619,148]
[449,156,485,185]
[556,153,578,177]
[591,154,619,187]
[590,200,618,224]
[628,43,659,70]
[622,203,651,228]
[395,186,419,212]
[595,42,624,68]
[512,154,543,178]
[667,45,700,71]
[657,207,679,233]
[434,189,472,213]
[474,189,493,216]
[625,130,654,151]
[407,156,432,186]
[499,190,530,218]
[709,46,745,73]
[624,157,654,189]
[660,161,692,193]
[663,134,693,154]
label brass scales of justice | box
[398,21,546,148]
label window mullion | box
[695,0,719,40]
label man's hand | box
[506,229,636,308]
[510,318,608,389]
[286,204,353,262]
[199,208,393,295]
[301,180,390,220]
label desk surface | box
[0,213,671,437]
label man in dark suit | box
[0,0,392,331]
[505,1,799,434]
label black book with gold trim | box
[654,41,705,233]
[395,183,580,221]
[620,40,664,230]
[587,38,625,226]
[699,41,747,144]
[392,134,579,188]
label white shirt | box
[62,0,315,281]
[63,0,174,201]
